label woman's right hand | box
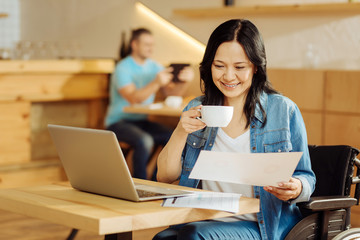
[179,105,206,134]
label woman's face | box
[211,41,256,103]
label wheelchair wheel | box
[332,228,360,240]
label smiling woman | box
[154,19,316,240]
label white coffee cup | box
[198,105,234,127]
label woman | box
[154,19,316,240]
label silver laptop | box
[48,124,193,202]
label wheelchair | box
[285,145,360,240]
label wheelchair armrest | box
[298,196,357,211]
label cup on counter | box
[164,96,183,108]
[197,105,233,127]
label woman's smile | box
[221,81,241,89]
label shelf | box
[0,59,115,74]
[173,2,360,17]
[0,159,61,172]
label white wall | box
[140,0,360,70]
[20,0,135,59]
[131,2,205,65]
[0,0,20,50]
[18,0,360,69]
[18,0,206,64]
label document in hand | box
[189,151,303,187]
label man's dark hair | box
[199,19,278,128]
[119,28,152,59]
[129,28,152,44]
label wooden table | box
[0,179,259,239]
[123,103,183,117]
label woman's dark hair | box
[119,28,152,59]
[200,19,278,128]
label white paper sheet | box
[162,192,242,213]
[189,151,303,187]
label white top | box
[202,128,258,222]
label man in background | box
[105,28,194,180]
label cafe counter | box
[0,59,114,188]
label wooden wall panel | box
[31,102,89,160]
[0,164,66,189]
[301,111,323,145]
[324,114,360,149]
[87,99,109,129]
[325,71,360,113]
[268,69,324,111]
[0,59,114,74]
[0,74,108,101]
[0,102,31,165]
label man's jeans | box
[107,119,172,179]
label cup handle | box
[196,116,205,123]
[196,108,206,123]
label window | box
[0,0,20,57]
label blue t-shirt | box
[105,56,163,127]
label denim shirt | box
[178,93,316,240]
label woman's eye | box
[235,66,245,70]
[214,65,224,68]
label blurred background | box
[1,0,359,68]
[1,0,360,238]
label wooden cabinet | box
[0,101,30,165]
[325,71,360,113]
[268,69,360,149]
[268,69,324,111]
[0,59,114,188]
[268,68,360,227]
[268,69,325,145]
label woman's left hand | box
[263,177,302,201]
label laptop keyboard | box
[136,189,166,198]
